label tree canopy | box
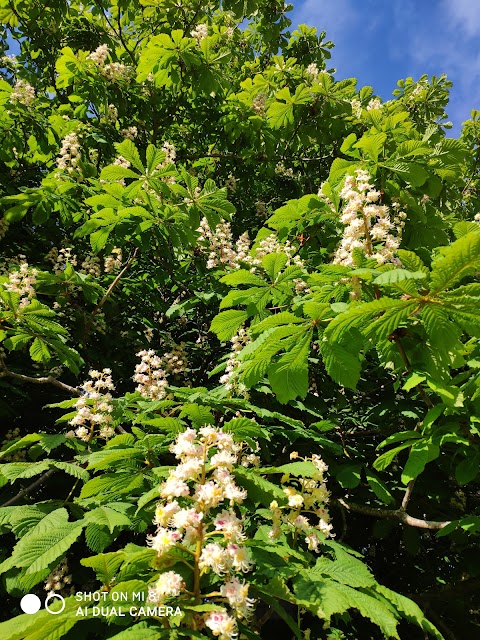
[0,1,479,639]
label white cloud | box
[293,0,359,34]
[389,0,480,133]
[441,0,480,38]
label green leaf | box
[262,252,288,280]
[373,269,426,285]
[455,450,480,485]
[373,443,413,471]
[85,506,132,533]
[336,463,363,488]
[210,310,248,341]
[375,585,443,639]
[430,231,480,294]
[354,132,386,162]
[403,372,426,392]
[312,551,375,588]
[179,403,214,427]
[79,472,145,501]
[220,270,266,287]
[401,438,439,484]
[268,331,312,403]
[234,467,285,507]
[115,140,144,173]
[29,338,51,363]
[377,431,422,450]
[293,575,400,638]
[4,510,84,576]
[320,341,362,390]
[365,469,395,504]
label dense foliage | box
[1,1,480,638]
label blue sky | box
[290,0,480,137]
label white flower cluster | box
[81,254,101,277]
[44,560,73,596]
[198,220,310,293]
[351,97,382,117]
[252,92,267,116]
[49,247,78,274]
[57,132,82,175]
[305,63,319,80]
[0,54,17,68]
[366,97,382,111]
[162,342,187,376]
[69,369,115,441]
[269,452,333,550]
[333,169,406,266]
[104,247,122,273]
[147,427,255,638]
[105,103,118,123]
[120,126,138,140]
[87,44,132,81]
[161,141,176,166]
[87,44,109,66]
[275,161,294,177]
[103,62,132,82]
[219,327,250,397]
[9,79,35,106]
[134,349,168,400]
[197,218,242,270]
[474,213,480,222]
[0,218,9,240]
[1,427,26,461]
[3,261,37,308]
[191,23,208,41]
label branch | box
[85,247,138,337]
[1,469,56,507]
[0,369,81,396]
[332,498,451,530]
[401,478,416,511]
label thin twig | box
[401,479,416,511]
[1,469,56,507]
[85,247,139,336]
[0,370,81,396]
[333,498,450,530]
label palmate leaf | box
[325,298,411,343]
[28,338,51,363]
[3,508,85,576]
[85,506,132,534]
[364,301,417,341]
[293,575,401,638]
[375,585,443,639]
[0,597,80,640]
[220,270,266,287]
[268,330,312,403]
[78,472,145,501]
[210,310,248,341]
[311,552,375,588]
[396,249,430,275]
[234,467,286,507]
[401,438,440,484]
[115,140,145,173]
[85,523,114,553]
[320,340,362,389]
[373,269,426,285]
[430,231,480,294]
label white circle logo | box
[20,594,41,614]
[45,593,65,615]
